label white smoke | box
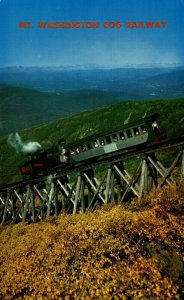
[8,132,42,154]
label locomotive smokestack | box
[8,132,42,154]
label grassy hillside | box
[0,86,120,133]
[0,98,184,185]
[0,184,183,299]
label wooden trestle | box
[0,142,184,225]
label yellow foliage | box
[0,184,183,299]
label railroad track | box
[0,136,183,224]
[0,136,183,192]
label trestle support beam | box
[0,148,183,225]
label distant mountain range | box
[0,66,184,133]
[0,65,184,96]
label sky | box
[0,0,184,68]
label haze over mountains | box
[0,65,184,133]
[0,64,184,95]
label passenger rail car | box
[66,113,164,162]
[20,113,164,176]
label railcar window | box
[93,140,99,148]
[140,125,147,133]
[133,127,140,135]
[81,144,87,152]
[99,138,105,146]
[119,131,125,140]
[126,129,132,138]
[112,134,118,142]
[86,143,93,150]
[105,136,111,144]
[75,147,80,154]
[70,149,75,155]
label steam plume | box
[8,132,42,154]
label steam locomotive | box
[20,113,165,176]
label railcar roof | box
[65,113,159,148]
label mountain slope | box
[0,98,183,185]
[0,184,183,299]
[0,86,120,133]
